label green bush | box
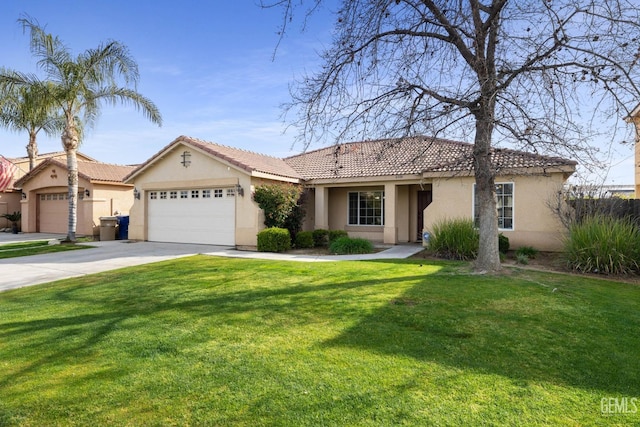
[428,218,479,260]
[257,227,291,253]
[515,246,538,259]
[329,237,374,255]
[312,229,329,247]
[499,233,510,254]
[328,229,348,244]
[565,215,640,275]
[294,231,315,249]
[253,184,303,229]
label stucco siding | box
[423,174,568,252]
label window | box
[214,189,223,198]
[191,190,199,198]
[202,190,211,198]
[160,191,167,199]
[150,191,157,200]
[180,190,188,199]
[474,183,514,230]
[348,191,384,225]
[170,191,177,199]
[226,188,236,197]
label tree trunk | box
[473,111,501,273]
[63,123,79,242]
[26,131,37,171]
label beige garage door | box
[38,193,73,233]
[147,188,236,245]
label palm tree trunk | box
[27,131,38,171]
[62,122,79,242]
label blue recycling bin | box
[117,215,129,240]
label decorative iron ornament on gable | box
[181,151,191,168]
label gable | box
[125,136,302,184]
[126,142,251,186]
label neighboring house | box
[625,104,640,197]
[14,158,136,236]
[0,151,96,229]
[125,135,576,251]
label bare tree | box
[266,0,640,272]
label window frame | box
[473,182,514,231]
[347,190,385,226]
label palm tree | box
[1,17,162,241]
[0,80,65,170]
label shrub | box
[565,215,640,275]
[294,231,315,249]
[257,227,291,253]
[312,229,329,247]
[329,236,374,255]
[516,253,530,265]
[428,218,479,260]
[328,229,348,244]
[499,233,510,254]
[253,184,303,229]
[515,246,539,259]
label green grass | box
[0,240,88,259]
[0,257,638,426]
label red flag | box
[0,156,17,192]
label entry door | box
[417,190,432,240]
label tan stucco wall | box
[307,182,422,244]
[0,191,21,229]
[127,142,262,247]
[328,186,384,242]
[423,173,569,251]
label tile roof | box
[125,135,303,182]
[8,151,97,163]
[14,158,136,187]
[76,160,137,183]
[284,136,577,180]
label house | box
[125,135,576,251]
[625,104,640,197]
[0,151,96,230]
[14,158,136,236]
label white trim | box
[472,182,515,231]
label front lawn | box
[0,239,87,259]
[0,257,638,425]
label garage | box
[37,192,82,234]
[147,187,236,245]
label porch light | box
[21,192,26,200]
[133,188,141,200]
[85,189,90,197]
[235,184,244,197]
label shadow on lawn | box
[322,270,640,397]
[1,258,638,401]
[0,267,425,391]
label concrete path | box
[0,233,424,292]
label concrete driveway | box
[0,233,424,292]
[0,234,235,292]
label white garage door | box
[147,188,236,245]
[38,192,76,234]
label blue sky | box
[0,0,636,185]
[0,1,335,166]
